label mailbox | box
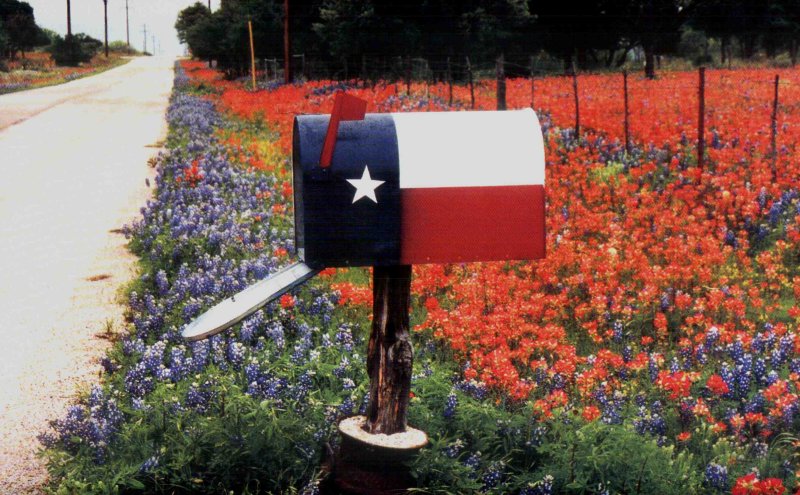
[183,101,546,341]
[293,109,546,268]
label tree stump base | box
[324,416,427,495]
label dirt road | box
[0,56,174,493]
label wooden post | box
[405,56,412,95]
[103,0,109,57]
[66,0,72,37]
[446,57,453,106]
[572,67,580,136]
[771,74,779,180]
[496,54,506,111]
[623,70,630,155]
[466,56,475,109]
[529,55,535,109]
[125,0,129,48]
[364,265,413,435]
[248,20,257,90]
[697,67,706,175]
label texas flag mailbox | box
[293,108,546,267]
[182,93,546,341]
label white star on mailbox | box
[347,165,385,204]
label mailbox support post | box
[364,265,413,435]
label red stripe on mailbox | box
[399,185,545,264]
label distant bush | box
[108,40,140,55]
[47,33,101,66]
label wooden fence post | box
[496,54,506,110]
[572,66,580,136]
[247,20,256,90]
[446,57,453,106]
[364,265,413,435]
[466,56,475,109]
[623,70,630,155]
[530,55,535,109]
[771,74,779,180]
[405,56,412,96]
[697,67,706,176]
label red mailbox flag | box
[320,92,367,168]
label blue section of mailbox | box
[292,114,401,268]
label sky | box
[24,0,218,57]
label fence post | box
[405,56,412,95]
[697,67,706,176]
[247,20,256,90]
[446,57,453,106]
[529,55,535,109]
[623,70,630,155]
[466,56,475,109]
[572,65,580,136]
[496,54,506,110]
[771,74,779,180]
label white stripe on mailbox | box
[392,109,545,190]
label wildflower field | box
[0,52,131,95]
[42,60,800,494]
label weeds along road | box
[0,56,174,493]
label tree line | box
[177,0,800,79]
[1,0,128,68]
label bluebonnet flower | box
[444,439,464,458]
[140,455,160,473]
[751,441,769,459]
[186,380,216,413]
[481,461,505,491]
[704,462,728,491]
[442,392,458,419]
[464,451,482,471]
[612,321,624,342]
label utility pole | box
[142,24,147,53]
[103,0,109,57]
[125,0,130,48]
[284,0,292,83]
[66,0,72,37]
[152,35,156,56]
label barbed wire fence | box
[242,54,798,177]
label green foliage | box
[108,40,141,55]
[0,18,8,59]
[47,33,102,66]
[0,0,46,59]
[175,2,211,44]
[177,0,800,78]
[535,420,701,494]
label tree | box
[0,19,8,62]
[620,0,691,78]
[313,0,376,69]
[175,2,211,44]
[762,0,800,63]
[0,0,46,59]
[533,1,620,72]
[48,32,101,65]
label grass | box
[0,51,137,96]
